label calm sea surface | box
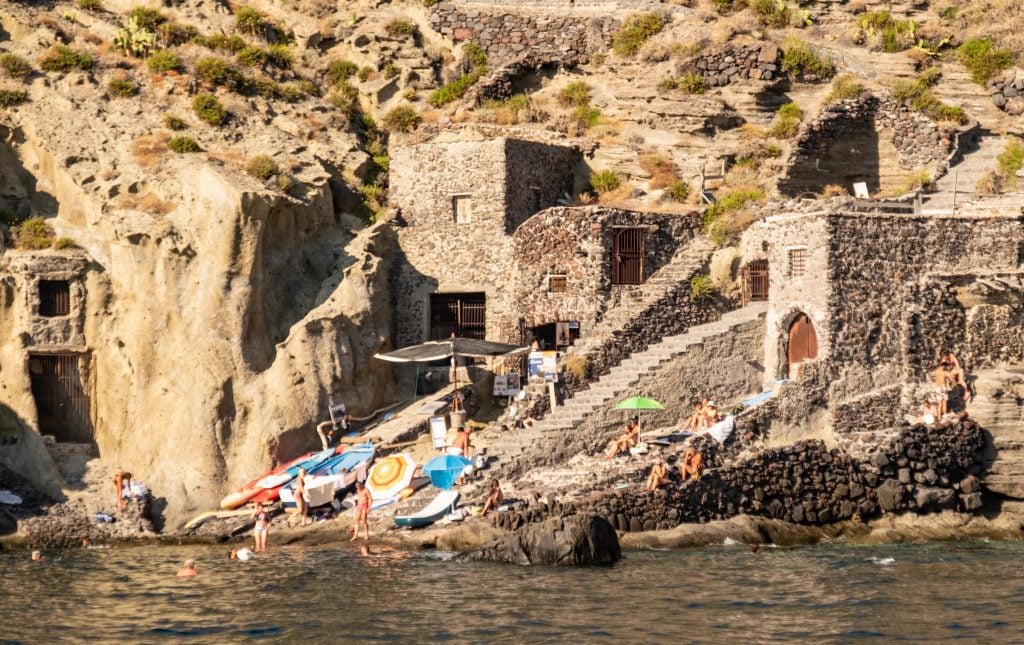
[2,538,1024,643]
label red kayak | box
[219,451,314,510]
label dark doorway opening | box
[786,313,818,380]
[28,353,92,442]
[611,228,646,285]
[429,293,486,340]
[741,259,769,304]
[529,321,579,350]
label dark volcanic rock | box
[461,514,620,566]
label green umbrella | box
[614,396,665,443]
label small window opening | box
[788,249,807,278]
[453,195,473,225]
[39,280,70,317]
[548,275,568,293]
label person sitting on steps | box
[605,417,640,459]
[681,447,704,481]
[680,397,708,432]
[644,460,670,491]
[481,479,504,516]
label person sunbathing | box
[695,403,720,432]
[481,479,504,516]
[605,417,639,459]
[680,398,708,432]
[681,448,704,481]
[644,460,670,491]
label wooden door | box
[611,228,645,285]
[787,313,818,379]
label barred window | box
[788,248,807,278]
[548,275,568,293]
[39,280,70,317]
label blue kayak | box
[280,443,375,509]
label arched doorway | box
[787,313,818,379]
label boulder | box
[876,479,903,512]
[460,514,621,566]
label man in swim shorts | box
[350,480,371,541]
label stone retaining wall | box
[685,42,781,86]
[987,69,1024,116]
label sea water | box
[3,539,1024,642]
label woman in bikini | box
[350,480,372,541]
[481,479,504,516]
[252,502,270,552]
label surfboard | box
[395,490,460,528]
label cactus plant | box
[113,17,155,58]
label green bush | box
[297,79,319,97]
[0,53,32,80]
[192,93,228,125]
[203,34,247,53]
[781,37,834,80]
[195,56,239,87]
[666,179,690,202]
[589,169,621,194]
[428,71,481,107]
[385,18,418,39]
[659,72,706,94]
[235,7,264,36]
[714,0,740,15]
[54,237,76,250]
[14,216,54,250]
[558,80,592,107]
[329,82,360,117]
[266,44,293,69]
[888,70,968,124]
[750,0,791,28]
[245,154,279,180]
[157,22,199,46]
[163,113,187,130]
[858,11,917,53]
[464,42,488,68]
[382,104,420,133]
[277,83,304,102]
[690,274,716,301]
[327,59,358,85]
[574,105,602,129]
[383,62,400,79]
[826,74,863,103]
[612,11,668,57]
[128,6,166,31]
[76,0,103,10]
[957,38,1014,86]
[107,76,137,98]
[0,89,28,107]
[357,66,374,82]
[167,136,201,153]
[237,46,268,67]
[38,45,93,73]
[768,102,802,138]
[997,136,1023,188]
[146,49,181,73]
[701,187,764,245]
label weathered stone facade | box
[684,42,781,86]
[987,68,1024,116]
[3,251,91,350]
[781,94,956,196]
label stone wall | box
[3,251,90,349]
[987,69,1024,116]
[781,94,956,196]
[685,42,781,86]
[576,420,984,531]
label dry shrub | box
[939,0,1024,64]
[115,191,175,215]
[597,181,634,205]
[820,183,848,198]
[563,355,589,381]
[639,153,680,189]
[130,132,170,168]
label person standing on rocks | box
[112,469,132,510]
[292,468,310,527]
[252,502,270,552]
[350,481,371,541]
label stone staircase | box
[923,129,1008,204]
[973,366,1024,498]
[484,304,768,465]
[572,235,716,355]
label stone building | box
[740,201,1024,431]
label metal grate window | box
[39,280,70,317]
[741,260,769,304]
[788,248,807,278]
[548,275,568,293]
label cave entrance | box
[28,353,93,442]
[528,321,579,351]
[429,293,486,340]
[786,313,818,380]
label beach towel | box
[703,417,735,445]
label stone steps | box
[972,367,1024,498]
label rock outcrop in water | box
[462,513,620,566]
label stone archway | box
[786,312,818,379]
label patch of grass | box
[38,45,93,73]
[768,102,802,138]
[750,0,791,28]
[76,0,103,10]
[612,11,668,57]
[53,237,76,250]
[157,22,198,47]
[266,44,293,69]
[781,37,834,81]
[574,105,602,129]
[146,49,181,73]
[887,70,968,124]
[589,169,621,194]
[163,113,187,130]
[658,71,706,94]
[701,187,764,245]
[464,42,488,68]
[997,136,1023,188]
[385,18,418,39]
[714,0,740,14]
[192,93,228,125]
[107,75,137,98]
[327,59,358,85]
[235,7,264,36]
[564,355,588,381]
[128,6,166,31]
[382,104,420,132]
[195,56,240,88]
[167,136,201,153]
[428,71,481,107]
[0,53,32,81]
[245,154,279,180]
[237,46,268,67]
[329,82,361,117]
[358,66,374,82]
[957,38,1014,85]
[690,274,716,301]
[203,34,247,53]
[639,153,679,189]
[826,74,863,102]
[859,11,917,53]
[666,180,690,202]
[558,80,592,107]
[383,61,400,79]
[0,89,28,107]
[820,184,848,198]
[14,216,54,251]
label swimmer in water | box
[31,550,43,561]
[230,547,254,561]
[176,559,198,578]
